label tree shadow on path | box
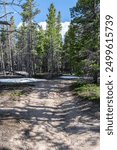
[0,80,100,149]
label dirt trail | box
[0,80,100,150]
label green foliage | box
[56,11,62,46]
[36,26,45,55]
[72,82,100,102]
[0,28,6,43]
[46,3,57,37]
[45,3,63,73]
[9,90,22,101]
[63,0,100,82]
[63,24,78,72]
[18,0,40,75]
[11,90,22,97]
[21,0,40,22]
[10,16,16,29]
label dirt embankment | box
[0,80,100,150]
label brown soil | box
[0,80,100,150]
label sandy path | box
[0,80,100,150]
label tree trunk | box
[93,72,98,84]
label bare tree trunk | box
[0,40,6,75]
[9,25,14,74]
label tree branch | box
[0,29,17,32]
[11,0,15,5]
[0,21,11,25]
[0,2,21,6]
[0,12,14,19]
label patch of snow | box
[0,78,47,84]
[59,76,93,80]
[59,76,80,79]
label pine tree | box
[0,16,17,75]
[9,16,17,73]
[56,11,62,73]
[36,26,46,72]
[0,28,6,75]
[46,3,57,74]
[45,3,62,76]
[69,0,100,83]
[15,22,28,71]
[20,0,40,76]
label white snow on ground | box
[59,75,80,79]
[15,71,29,76]
[59,76,93,80]
[0,78,46,84]
[0,76,93,83]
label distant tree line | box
[0,0,100,83]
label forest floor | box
[0,79,100,150]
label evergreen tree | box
[0,16,17,74]
[20,0,40,76]
[0,28,6,74]
[21,0,40,23]
[36,26,46,72]
[9,16,17,73]
[46,3,57,74]
[16,23,27,71]
[45,3,62,75]
[62,24,77,74]
[56,11,62,73]
[67,0,100,83]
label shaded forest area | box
[0,0,100,83]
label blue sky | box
[0,0,77,37]
[36,0,77,22]
[8,0,77,25]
